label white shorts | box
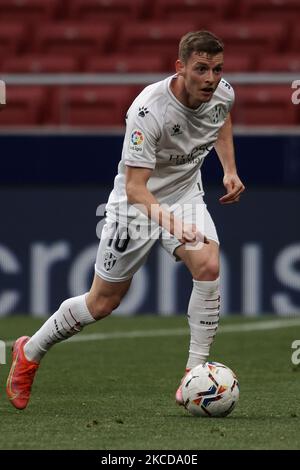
[95,194,219,282]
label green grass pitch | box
[0,315,300,450]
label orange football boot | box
[6,336,39,410]
[175,368,191,406]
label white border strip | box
[0,72,299,86]
[4,318,300,348]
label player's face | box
[176,51,224,106]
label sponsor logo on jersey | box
[130,129,144,152]
[169,143,212,165]
[170,124,183,136]
[103,250,117,271]
[209,105,226,124]
[138,106,149,117]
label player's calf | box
[23,294,96,363]
[86,293,122,319]
[86,274,132,320]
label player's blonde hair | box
[179,31,224,63]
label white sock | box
[24,294,95,362]
[186,278,220,369]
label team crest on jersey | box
[103,251,117,271]
[170,124,183,136]
[129,129,144,152]
[209,105,226,124]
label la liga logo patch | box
[131,130,144,145]
[129,129,144,152]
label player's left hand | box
[219,174,245,204]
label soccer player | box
[6,31,245,410]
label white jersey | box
[106,74,234,221]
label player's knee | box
[207,259,220,279]
[192,257,219,281]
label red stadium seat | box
[119,21,197,57]
[34,22,113,59]
[223,54,254,72]
[291,26,300,52]
[68,0,144,22]
[50,86,137,126]
[232,86,298,125]
[0,0,60,23]
[211,21,286,56]
[85,54,169,72]
[151,0,231,23]
[257,54,300,72]
[0,86,47,125]
[239,0,300,23]
[1,55,80,73]
[0,23,27,57]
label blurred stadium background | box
[0,0,299,318]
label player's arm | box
[126,166,208,244]
[214,114,245,204]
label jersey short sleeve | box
[123,103,161,170]
[220,78,235,113]
[228,86,235,112]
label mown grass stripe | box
[5,318,300,348]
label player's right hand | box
[179,223,209,245]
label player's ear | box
[175,59,185,76]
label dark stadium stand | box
[68,0,144,22]
[233,85,298,125]
[257,54,300,72]
[118,21,198,56]
[210,21,286,56]
[85,54,169,73]
[0,0,60,23]
[291,26,300,51]
[0,0,299,126]
[0,23,27,57]
[1,55,80,73]
[0,1,296,70]
[33,22,113,58]
[0,86,46,125]
[222,54,254,72]
[238,0,300,22]
[151,0,232,23]
[49,86,139,126]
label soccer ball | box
[181,361,239,417]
